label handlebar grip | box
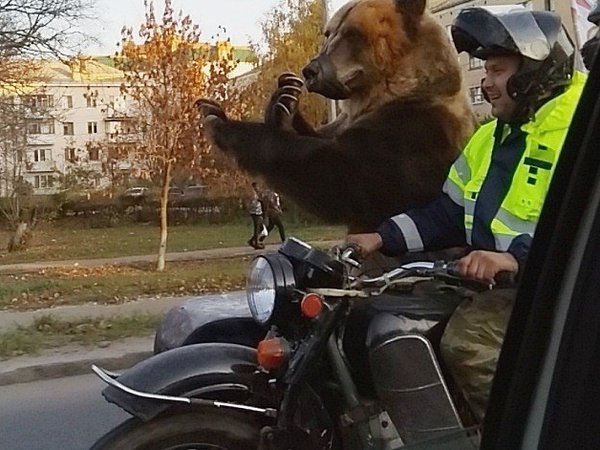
[446,261,516,287]
[336,242,362,268]
[495,271,516,287]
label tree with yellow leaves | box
[245,0,328,126]
[117,0,245,271]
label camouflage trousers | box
[440,288,516,422]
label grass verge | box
[0,223,344,264]
[0,314,160,359]
[0,258,249,311]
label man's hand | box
[345,233,383,258]
[456,250,518,285]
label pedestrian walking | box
[247,182,265,249]
[259,188,286,243]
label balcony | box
[106,132,141,143]
[27,135,55,146]
[28,160,57,173]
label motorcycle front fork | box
[257,334,405,450]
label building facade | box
[0,44,255,197]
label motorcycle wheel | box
[90,410,261,450]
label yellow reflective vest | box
[444,72,586,251]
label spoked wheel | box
[90,411,261,450]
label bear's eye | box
[342,26,363,41]
[324,30,331,38]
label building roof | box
[38,58,125,83]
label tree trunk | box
[7,207,37,252]
[157,161,172,271]
[7,221,29,252]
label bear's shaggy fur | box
[203,0,476,232]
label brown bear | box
[199,0,476,232]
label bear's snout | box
[302,56,349,100]
[302,59,321,87]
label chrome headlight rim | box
[246,253,296,325]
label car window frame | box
[482,56,600,449]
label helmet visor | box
[495,8,552,61]
[453,6,555,61]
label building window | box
[469,86,485,105]
[86,95,97,107]
[33,148,51,162]
[33,148,52,162]
[88,121,98,134]
[23,94,54,110]
[27,120,55,134]
[65,147,77,162]
[468,55,484,70]
[34,175,54,188]
[89,147,100,161]
[65,95,73,108]
[63,122,74,135]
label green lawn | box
[0,258,249,311]
[0,314,161,358]
[0,222,344,264]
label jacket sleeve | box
[377,192,467,256]
[507,234,532,273]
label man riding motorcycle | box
[348,6,584,421]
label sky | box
[84,0,348,55]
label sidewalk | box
[0,239,340,273]
[0,239,340,386]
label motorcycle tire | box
[89,410,261,450]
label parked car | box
[183,184,208,198]
[122,187,148,198]
[119,187,148,207]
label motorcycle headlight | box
[246,254,296,325]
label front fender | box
[154,292,261,353]
[102,343,258,421]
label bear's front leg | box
[264,72,317,136]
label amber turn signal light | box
[301,293,323,319]
[257,337,290,370]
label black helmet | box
[589,3,600,26]
[451,6,574,111]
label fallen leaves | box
[0,259,247,312]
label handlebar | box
[331,242,516,293]
[342,258,515,293]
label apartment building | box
[0,43,255,196]
[2,58,133,196]
[430,0,590,120]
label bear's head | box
[303,0,465,117]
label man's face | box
[482,55,521,122]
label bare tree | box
[0,0,95,59]
[0,0,95,250]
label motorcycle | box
[90,237,502,449]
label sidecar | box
[153,271,465,362]
[153,291,266,353]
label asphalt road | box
[0,374,129,450]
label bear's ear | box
[394,0,426,17]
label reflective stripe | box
[391,214,424,252]
[443,179,464,206]
[464,198,476,216]
[494,233,521,251]
[452,153,471,184]
[464,214,473,245]
[495,207,537,235]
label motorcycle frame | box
[264,297,404,450]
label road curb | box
[0,351,151,387]
[0,337,154,386]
